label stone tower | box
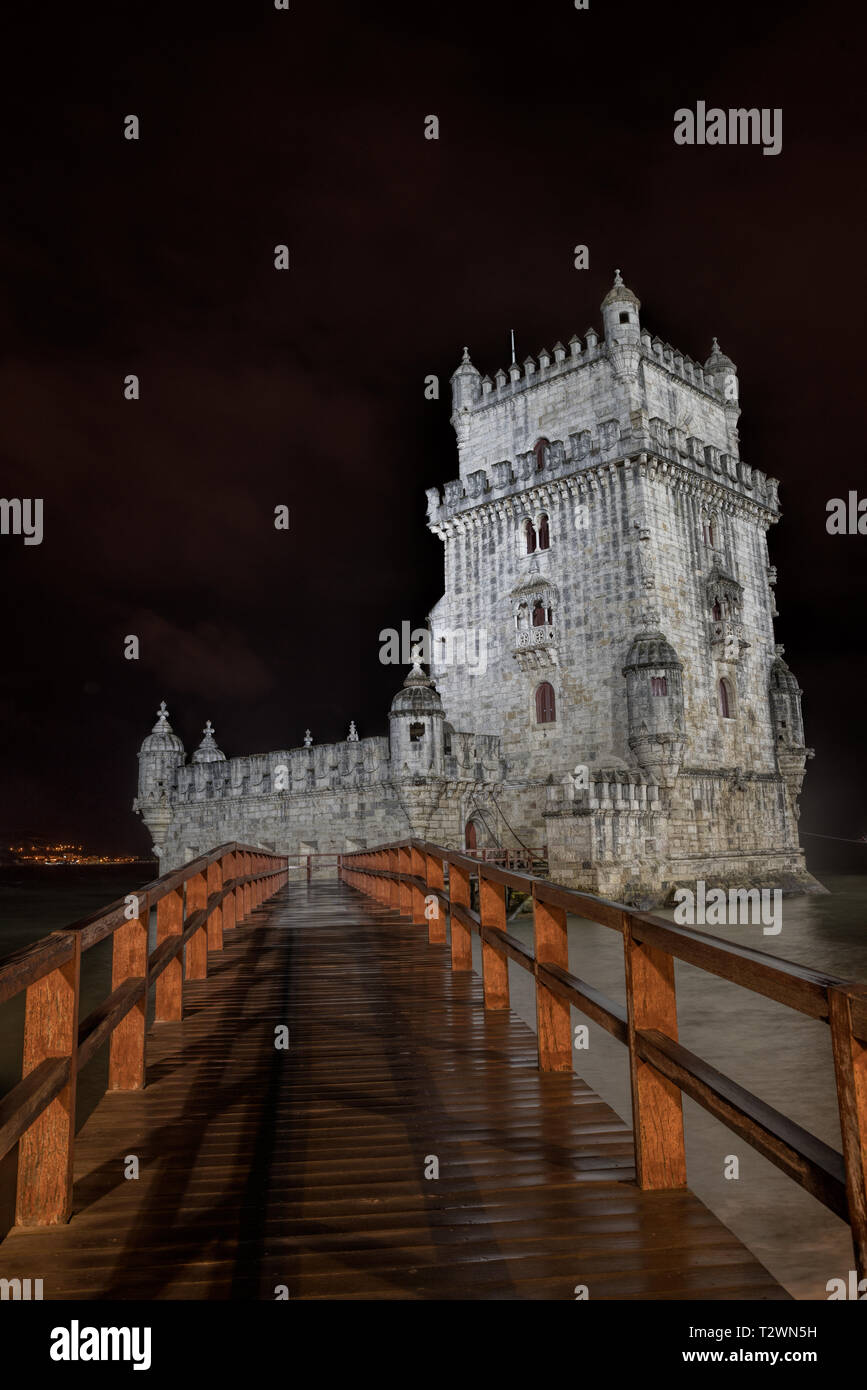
[424,270,817,899]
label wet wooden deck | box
[0,883,787,1300]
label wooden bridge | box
[0,839,865,1300]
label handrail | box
[0,842,288,1228]
[340,837,867,1281]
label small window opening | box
[409,722,425,743]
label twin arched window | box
[532,600,552,627]
[535,682,556,723]
[524,513,550,554]
[650,676,668,696]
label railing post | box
[410,845,426,924]
[109,891,149,1092]
[185,870,209,981]
[480,872,509,1009]
[399,846,412,915]
[448,858,473,971]
[155,885,184,1021]
[623,919,687,1189]
[532,887,570,1069]
[425,851,446,945]
[243,851,252,918]
[829,985,867,1281]
[207,858,224,951]
[223,851,237,931]
[389,848,400,910]
[15,930,81,1226]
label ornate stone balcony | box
[514,623,557,671]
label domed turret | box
[192,719,226,764]
[388,645,445,776]
[704,336,738,404]
[622,632,685,787]
[601,269,641,345]
[135,701,185,859]
[449,346,481,456]
[137,701,185,799]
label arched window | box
[533,437,549,472]
[532,600,546,627]
[718,678,731,718]
[535,681,556,724]
[538,513,550,550]
[516,602,529,632]
[650,676,668,697]
[524,519,537,554]
[465,820,477,850]
[712,600,722,621]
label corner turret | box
[623,633,686,787]
[388,646,445,776]
[601,269,641,346]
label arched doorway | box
[464,820,477,850]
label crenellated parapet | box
[426,447,780,535]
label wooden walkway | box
[0,882,787,1300]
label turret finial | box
[461,345,471,365]
[201,719,215,740]
[614,268,623,287]
[712,336,720,353]
[152,700,171,731]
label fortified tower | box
[425,271,817,899]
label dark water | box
[2,855,866,1299]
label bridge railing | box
[0,842,288,1228]
[340,837,867,1280]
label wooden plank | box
[15,931,81,1226]
[624,926,687,1190]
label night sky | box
[1,0,865,855]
